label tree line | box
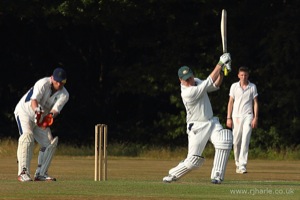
[0,0,299,150]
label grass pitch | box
[0,156,299,200]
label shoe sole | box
[163,175,176,183]
[34,178,57,181]
[18,177,32,182]
[163,180,172,183]
[236,170,247,174]
[211,180,222,184]
[18,175,33,182]
[163,178,174,183]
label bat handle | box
[224,68,228,76]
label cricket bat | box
[221,9,229,76]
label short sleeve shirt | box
[15,77,69,121]
[229,81,258,118]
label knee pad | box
[212,129,233,150]
[184,155,205,170]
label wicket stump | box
[94,124,108,181]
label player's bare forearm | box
[214,71,224,87]
[226,97,234,128]
[253,97,259,119]
[252,97,259,128]
[31,99,39,111]
[210,64,223,83]
[227,97,234,118]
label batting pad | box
[168,161,189,180]
[211,149,231,180]
[17,133,34,175]
[169,156,205,180]
[184,155,205,169]
[210,129,233,181]
[212,129,233,149]
[36,136,58,176]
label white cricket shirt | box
[14,77,69,121]
[181,77,219,123]
[229,81,258,118]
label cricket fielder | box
[163,53,233,184]
[14,68,69,181]
[226,66,258,174]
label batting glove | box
[225,61,232,72]
[218,53,231,71]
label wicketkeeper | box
[163,53,233,184]
[14,68,69,182]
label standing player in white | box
[226,66,258,174]
[14,68,69,181]
[163,53,233,184]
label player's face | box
[51,77,65,91]
[238,71,249,83]
[180,76,195,87]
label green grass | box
[0,138,299,199]
[0,157,299,200]
[2,179,298,200]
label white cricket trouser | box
[166,117,231,181]
[187,117,223,158]
[15,112,53,147]
[232,115,253,167]
[15,110,53,175]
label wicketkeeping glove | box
[38,113,54,129]
[218,53,232,72]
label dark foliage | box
[0,0,299,149]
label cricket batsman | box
[163,53,233,184]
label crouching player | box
[14,68,69,182]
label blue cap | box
[178,66,193,80]
[53,68,67,83]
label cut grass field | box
[0,156,299,200]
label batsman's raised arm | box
[214,71,224,88]
[210,53,231,84]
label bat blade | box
[221,9,228,76]
[221,9,227,53]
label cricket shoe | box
[34,173,56,181]
[163,174,177,183]
[211,177,222,184]
[211,172,222,184]
[236,166,247,174]
[18,171,33,182]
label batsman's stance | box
[163,53,233,184]
[14,68,69,182]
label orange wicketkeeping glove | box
[38,113,54,129]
